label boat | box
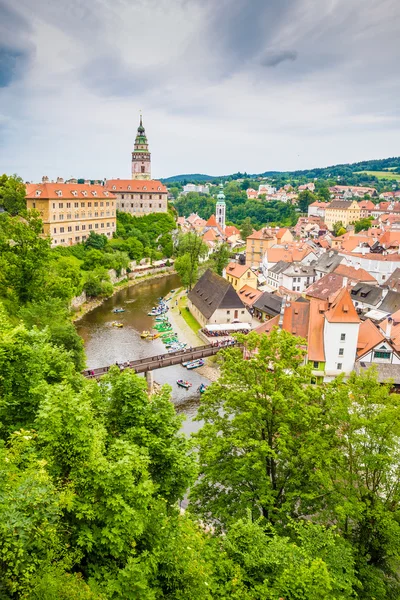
[140,330,150,338]
[177,379,192,389]
[148,333,160,340]
[112,308,125,313]
[112,322,124,328]
[198,383,207,394]
[186,359,205,370]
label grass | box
[178,295,202,334]
[355,170,400,180]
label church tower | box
[131,114,151,180]
[216,183,226,232]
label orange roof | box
[379,231,400,248]
[340,251,400,262]
[266,246,312,264]
[282,300,310,338]
[305,273,346,301]
[381,312,400,351]
[276,227,289,240]
[225,225,240,237]
[307,299,328,362]
[254,315,280,334]
[247,228,276,241]
[324,287,360,324]
[202,229,218,242]
[334,264,377,283]
[104,179,167,193]
[26,182,116,200]
[357,319,385,358]
[238,285,263,306]
[225,262,252,279]
[206,214,218,227]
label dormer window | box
[35,190,41,197]
[71,191,78,197]
[143,186,147,191]
[92,191,97,196]
[104,191,109,197]
[157,186,161,191]
[82,191,88,197]
[112,186,116,190]
[56,190,62,197]
[127,186,131,190]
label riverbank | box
[72,269,177,323]
[166,288,220,383]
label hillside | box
[161,156,400,185]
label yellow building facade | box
[324,200,361,231]
[26,182,117,246]
[225,263,258,290]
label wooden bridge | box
[83,342,238,379]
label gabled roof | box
[206,214,218,227]
[225,262,253,279]
[384,268,400,292]
[305,273,345,301]
[324,287,360,324]
[225,225,240,237]
[254,315,280,334]
[238,285,263,306]
[379,290,400,314]
[313,251,343,273]
[203,229,218,242]
[270,260,291,275]
[308,299,328,362]
[357,319,386,358]
[188,269,245,319]
[282,263,316,278]
[282,299,310,338]
[26,183,116,199]
[350,283,383,306]
[253,292,283,316]
[104,179,167,192]
[334,264,377,283]
[327,200,354,209]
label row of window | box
[53,222,114,233]
[120,203,164,209]
[51,201,113,209]
[52,212,115,220]
[53,232,112,245]
[120,194,163,200]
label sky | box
[0,0,400,181]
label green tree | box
[84,231,108,250]
[208,243,231,276]
[175,232,208,290]
[333,221,346,236]
[297,190,317,213]
[0,174,26,215]
[0,212,51,305]
[240,216,253,240]
[354,217,373,232]
[190,330,326,530]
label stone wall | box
[70,290,87,309]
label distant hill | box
[161,157,400,185]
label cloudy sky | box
[1,0,399,181]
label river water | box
[75,274,206,435]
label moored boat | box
[112,322,124,328]
[177,379,192,389]
[186,359,205,370]
[198,383,207,394]
[140,330,150,338]
[112,308,125,313]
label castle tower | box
[216,183,226,232]
[131,114,151,180]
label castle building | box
[25,179,117,247]
[131,115,151,180]
[216,183,226,232]
[106,115,168,216]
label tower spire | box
[132,113,151,180]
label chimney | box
[343,276,348,288]
[56,177,64,184]
[386,317,393,340]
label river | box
[75,274,206,435]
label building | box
[307,201,327,219]
[281,263,316,293]
[131,115,151,179]
[255,287,361,382]
[324,200,361,230]
[25,181,117,246]
[237,285,264,311]
[188,269,252,327]
[104,179,168,216]
[253,292,283,322]
[224,262,258,290]
[216,183,226,232]
[182,184,209,195]
[246,227,294,267]
[338,251,400,285]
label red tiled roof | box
[104,179,167,193]
[226,262,252,279]
[324,287,360,324]
[26,183,116,199]
[334,264,377,283]
[282,300,310,338]
[357,319,385,358]
[238,285,263,306]
[308,299,328,362]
